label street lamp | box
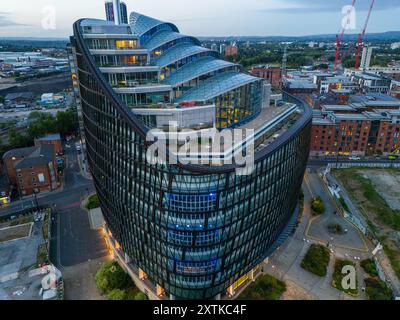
[32,189,39,211]
[334,141,339,169]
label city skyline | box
[0,0,399,38]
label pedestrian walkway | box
[77,152,92,180]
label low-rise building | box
[4,92,35,108]
[34,133,62,155]
[251,65,282,88]
[2,144,58,196]
[346,71,392,94]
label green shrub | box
[86,194,100,210]
[328,223,344,235]
[360,259,379,278]
[365,278,393,300]
[311,196,325,215]
[107,289,126,300]
[301,244,330,276]
[339,197,349,212]
[134,292,148,300]
[95,261,132,294]
[237,274,286,300]
[332,259,358,296]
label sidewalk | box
[77,151,92,180]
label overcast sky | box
[0,0,399,38]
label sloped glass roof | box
[155,43,216,68]
[129,12,179,35]
[144,30,201,51]
[163,56,237,87]
[175,72,261,102]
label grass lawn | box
[0,223,32,243]
[237,274,286,300]
[332,259,358,296]
[301,244,330,277]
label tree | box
[27,112,58,138]
[8,128,30,148]
[311,196,326,215]
[134,292,148,300]
[95,261,132,294]
[55,109,79,135]
[0,96,4,104]
[107,289,126,300]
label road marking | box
[60,202,81,210]
[304,173,314,198]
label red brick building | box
[311,106,400,157]
[225,45,238,57]
[251,66,282,88]
[2,144,58,196]
[34,133,62,155]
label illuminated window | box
[115,40,135,49]
[128,56,137,64]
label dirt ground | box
[0,223,32,243]
[361,170,400,211]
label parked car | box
[349,156,361,161]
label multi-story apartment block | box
[311,94,400,156]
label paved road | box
[46,140,109,299]
[48,141,107,267]
[304,170,368,253]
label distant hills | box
[0,37,69,42]
[199,31,400,43]
[1,31,400,44]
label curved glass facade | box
[72,14,312,300]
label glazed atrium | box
[70,10,312,299]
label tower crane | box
[355,0,375,70]
[334,0,357,72]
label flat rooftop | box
[162,102,301,163]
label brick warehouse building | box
[2,144,58,196]
[311,103,400,157]
[251,66,282,88]
[34,133,62,155]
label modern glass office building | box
[71,11,312,300]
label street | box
[46,140,108,267]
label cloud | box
[265,0,400,14]
[0,12,30,27]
